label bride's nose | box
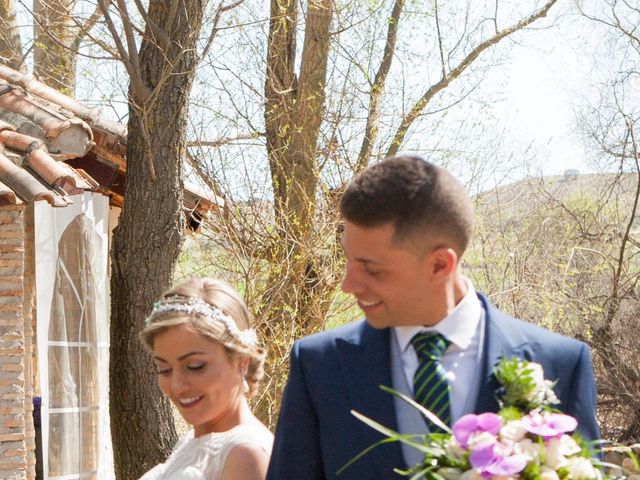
[170,371,190,395]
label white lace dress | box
[139,424,274,480]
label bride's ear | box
[236,356,250,377]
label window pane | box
[48,346,99,408]
[48,410,99,477]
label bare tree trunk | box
[108,1,206,478]
[0,0,24,70]
[263,0,333,329]
[255,0,335,425]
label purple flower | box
[469,441,528,477]
[520,412,577,438]
[453,413,502,448]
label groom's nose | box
[342,263,364,294]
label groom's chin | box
[364,316,391,329]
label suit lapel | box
[336,323,406,476]
[474,294,525,413]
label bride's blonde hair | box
[140,277,265,396]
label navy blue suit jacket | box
[267,294,599,480]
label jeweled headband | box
[144,296,259,347]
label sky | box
[492,0,628,180]
[492,13,597,177]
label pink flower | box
[520,412,577,438]
[469,441,528,477]
[453,413,502,448]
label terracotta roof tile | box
[0,150,68,206]
[0,63,218,228]
[0,179,22,205]
[0,81,94,159]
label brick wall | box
[0,205,28,480]
[23,205,36,480]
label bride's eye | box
[156,367,171,376]
[187,362,206,372]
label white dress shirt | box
[393,278,484,423]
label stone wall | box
[0,205,28,479]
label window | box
[35,193,113,480]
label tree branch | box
[355,0,404,172]
[131,0,171,51]
[200,0,245,63]
[187,133,263,148]
[386,0,558,157]
[71,1,107,53]
[97,0,150,101]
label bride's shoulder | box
[217,425,273,480]
[222,423,273,452]
[219,442,270,480]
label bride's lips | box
[177,395,204,409]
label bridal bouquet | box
[340,358,637,480]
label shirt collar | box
[394,277,481,352]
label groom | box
[267,156,599,479]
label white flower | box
[527,362,545,387]
[514,438,541,462]
[544,438,569,469]
[566,456,598,479]
[500,420,527,443]
[437,467,464,480]
[524,362,560,405]
[467,431,497,449]
[555,435,582,456]
[541,380,560,404]
[540,467,561,480]
[544,434,582,468]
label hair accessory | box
[145,296,258,347]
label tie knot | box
[411,332,449,360]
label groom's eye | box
[365,267,383,277]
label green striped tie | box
[411,332,451,433]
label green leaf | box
[379,385,453,434]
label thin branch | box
[131,0,171,50]
[386,0,558,157]
[200,0,245,62]
[97,0,149,101]
[607,120,640,326]
[434,0,446,78]
[187,133,264,148]
[115,0,143,84]
[354,0,404,172]
[71,1,108,53]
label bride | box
[138,277,273,480]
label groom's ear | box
[426,246,458,281]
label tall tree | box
[0,0,24,70]
[99,1,241,477]
[255,0,558,419]
[33,0,103,95]
[262,0,334,328]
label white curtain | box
[35,192,114,480]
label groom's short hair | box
[339,155,474,256]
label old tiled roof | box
[0,64,217,228]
